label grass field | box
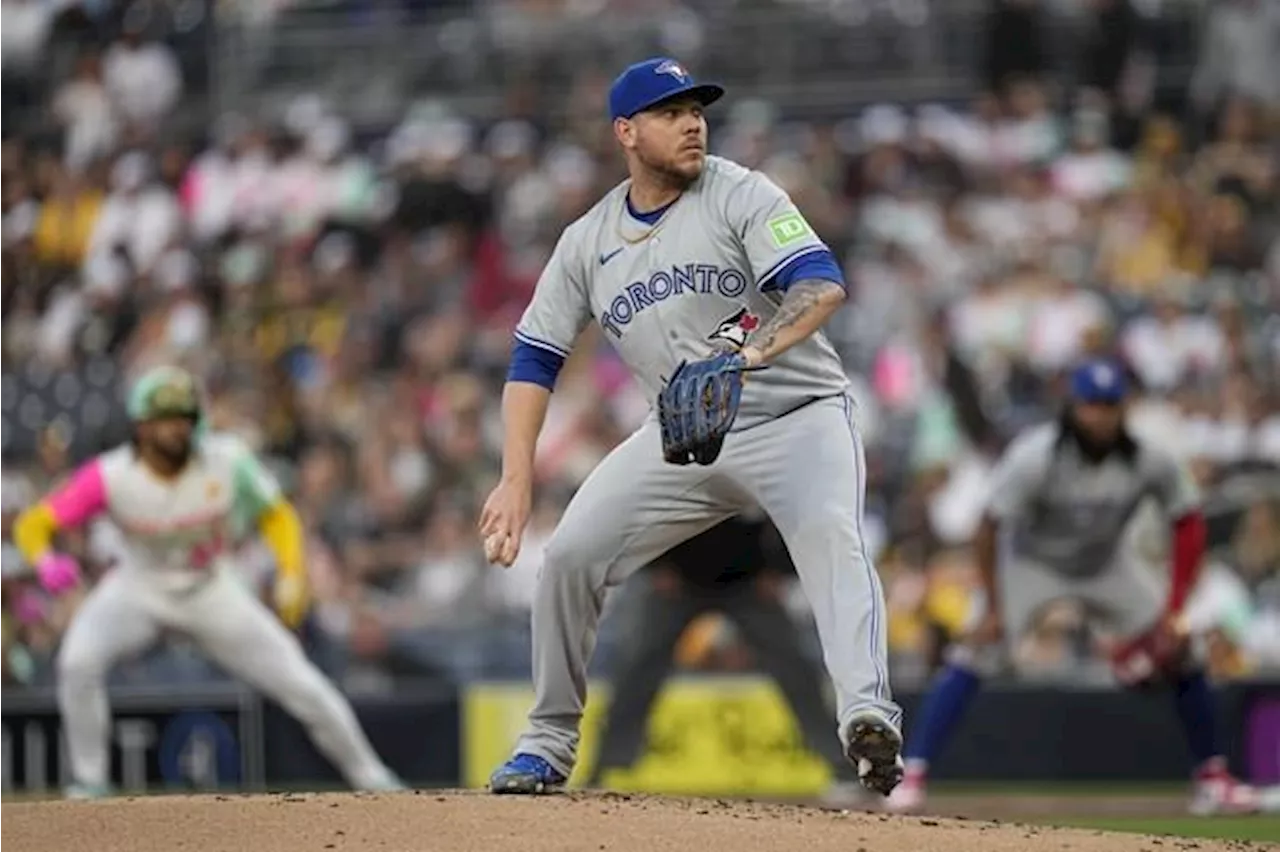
[862,781,1280,843]
[1044,815,1280,842]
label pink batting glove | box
[35,553,81,594]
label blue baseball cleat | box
[488,753,567,794]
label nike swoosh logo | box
[599,247,624,266]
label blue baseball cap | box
[608,57,725,121]
[1070,358,1128,404]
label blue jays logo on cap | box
[654,59,688,81]
[1070,358,1127,403]
[609,57,725,121]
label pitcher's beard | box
[636,150,701,191]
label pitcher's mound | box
[0,789,1246,852]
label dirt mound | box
[0,789,1252,852]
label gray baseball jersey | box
[986,422,1200,575]
[515,155,849,429]
[505,155,898,778]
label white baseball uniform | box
[40,433,395,791]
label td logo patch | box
[708,306,760,351]
[767,211,813,248]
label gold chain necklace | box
[616,190,681,245]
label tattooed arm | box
[740,278,846,366]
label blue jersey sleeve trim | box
[507,340,565,390]
[760,247,845,293]
[757,244,829,290]
[514,329,572,358]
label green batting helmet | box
[126,365,203,423]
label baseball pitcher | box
[885,358,1260,816]
[480,57,902,796]
[12,366,403,798]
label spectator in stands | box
[1190,0,1280,116]
[86,152,181,278]
[32,166,104,272]
[52,51,118,174]
[1,0,55,124]
[1051,108,1130,203]
[1,0,1276,692]
[1123,289,1227,393]
[102,21,183,134]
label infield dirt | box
[4,789,1274,852]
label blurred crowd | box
[2,0,1278,694]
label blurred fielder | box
[886,358,1261,816]
[13,366,403,799]
[480,57,901,796]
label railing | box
[207,0,1205,129]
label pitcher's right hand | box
[479,477,531,568]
